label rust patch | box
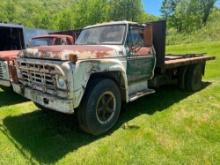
[0,50,19,60]
[37,45,113,53]
[32,35,75,45]
[96,51,110,58]
[133,47,152,56]
[32,34,73,40]
[0,50,19,84]
[144,24,153,47]
[22,45,115,60]
[9,60,18,83]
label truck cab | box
[0,23,25,88]
[13,21,214,135]
[30,34,74,47]
[0,33,75,89]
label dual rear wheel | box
[178,63,204,91]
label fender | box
[72,58,129,108]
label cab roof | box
[84,21,143,29]
[32,34,73,39]
[0,22,23,29]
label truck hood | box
[19,45,120,60]
[0,50,20,60]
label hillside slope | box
[0,0,155,30]
[167,9,220,45]
[0,0,75,29]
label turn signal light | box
[69,54,78,63]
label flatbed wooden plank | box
[164,55,215,69]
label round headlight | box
[57,77,67,90]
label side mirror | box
[144,24,153,47]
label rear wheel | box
[77,78,121,135]
[178,67,188,90]
[185,64,203,91]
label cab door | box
[126,25,156,85]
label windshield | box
[76,25,126,45]
[30,38,53,47]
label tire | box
[185,64,203,91]
[77,78,121,135]
[178,67,188,90]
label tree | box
[138,13,158,23]
[57,9,74,30]
[161,0,180,18]
[161,0,217,32]
[199,0,217,24]
[5,0,16,22]
[0,2,8,21]
[108,0,144,22]
[0,0,150,30]
[57,0,146,29]
[161,0,182,31]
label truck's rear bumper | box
[12,83,74,114]
[0,79,11,87]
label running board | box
[129,89,155,102]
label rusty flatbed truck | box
[0,23,25,89]
[12,21,215,135]
[0,23,80,90]
[0,23,50,89]
[0,32,77,89]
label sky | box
[217,0,220,7]
[142,0,220,16]
[142,0,163,16]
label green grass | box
[0,42,220,165]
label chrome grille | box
[17,62,58,91]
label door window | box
[126,26,152,56]
[126,26,144,48]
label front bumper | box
[0,79,11,87]
[12,83,75,114]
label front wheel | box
[77,79,121,135]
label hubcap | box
[96,91,116,124]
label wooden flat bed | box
[164,54,215,69]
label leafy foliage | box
[167,8,220,45]
[0,0,157,30]
[161,0,217,32]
